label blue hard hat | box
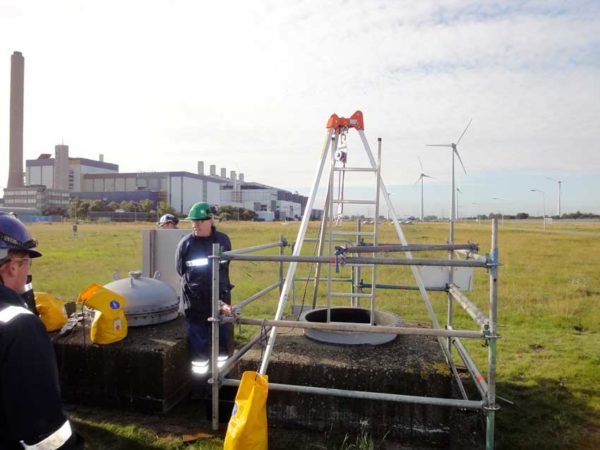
[0,213,42,259]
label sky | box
[0,0,599,217]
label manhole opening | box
[304,307,371,324]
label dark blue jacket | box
[0,284,82,449]
[175,227,233,321]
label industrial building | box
[5,142,309,218]
[2,50,311,219]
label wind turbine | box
[427,119,471,243]
[414,157,433,221]
[545,177,563,217]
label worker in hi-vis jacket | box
[175,203,233,394]
[0,213,84,449]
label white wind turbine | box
[545,177,563,217]
[427,119,471,243]
[414,157,433,221]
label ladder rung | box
[334,167,377,173]
[296,277,352,282]
[304,237,350,243]
[332,199,377,205]
[333,231,375,236]
[330,292,373,298]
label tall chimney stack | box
[53,144,69,190]
[220,168,226,178]
[8,51,25,188]
[230,170,236,180]
[197,161,204,175]
[210,164,216,176]
[239,173,245,182]
[99,154,104,162]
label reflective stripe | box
[24,283,33,292]
[186,258,209,268]
[0,305,33,324]
[191,359,209,375]
[20,420,72,450]
[217,355,228,369]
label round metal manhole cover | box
[301,307,401,345]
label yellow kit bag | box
[78,283,128,345]
[224,371,269,450]
[35,292,68,332]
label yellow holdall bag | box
[78,283,128,345]
[224,371,269,450]
[35,292,68,332]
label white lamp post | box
[530,189,546,230]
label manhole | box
[301,307,400,345]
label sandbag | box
[35,291,68,332]
[224,371,269,450]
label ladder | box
[310,125,384,325]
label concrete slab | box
[53,316,191,413]
[235,326,482,447]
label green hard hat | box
[186,202,213,220]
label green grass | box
[27,219,600,449]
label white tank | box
[104,271,179,327]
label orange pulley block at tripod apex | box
[326,111,364,132]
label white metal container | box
[104,271,179,327]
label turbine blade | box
[423,174,433,179]
[426,144,453,147]
[545,176,557,182]
[418,157,424,171]
[456,119,472,146]
[455,149,467,174]
[414,174,423,185]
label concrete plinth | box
[237,327,482,447]
[53,317,191,413]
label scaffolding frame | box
[206,112,500,449]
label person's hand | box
[219,301,232,315]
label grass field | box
[26,219,600,449]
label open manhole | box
[301,307,401,345]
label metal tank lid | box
[104,271,179,327]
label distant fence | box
[88,211,153,222]
[17,215,62,223]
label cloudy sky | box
[1,0,599,217]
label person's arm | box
[175,237,186,276]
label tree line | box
[43,199,258,222]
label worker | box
[157,213,179,229]
[175,203,233,387]
[0,213,84,449]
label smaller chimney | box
[230,170,236,180]
[239,173,245,182]
[220,168,226,178]
[210,164,216,176]
[197,161,204,175]
[99,154,104,162]
[53,144,69,190]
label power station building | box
[4,143,308,219]
[2,50,310,220]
